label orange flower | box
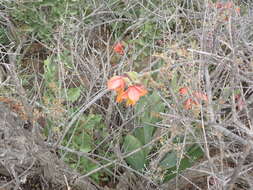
[116,89,125,103]
[121,85,148,106]
[179,87,188,95]
[183,98,197,110]
[107,76,125,92]
[107,73,147,106]
[182,91,208,110]
[224,2,234,9]
[193,92,208,102]
[113,42,124,55]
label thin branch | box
[226,144,252,190]
[55,89,109,147]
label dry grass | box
[0,0,253,189]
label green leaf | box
[80,147,92,153]
[162,144,204,182]
[67,87,81,102]
[136,92,164,124]
[159,151,177,169]
[43,57,51,67]
[126,71,139,83]
[81,114,102,129]
[133,126,154,156]
[171,71,179,90]
[123,135,145,171]
[80,133,93,153]
[43,56,58,82]
[134,92,165,148]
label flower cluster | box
[179,87,208,110]
[209,1,240,21]
[107,73,147,106]
[113,42,124,55]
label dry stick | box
[162,151,249,190]
[55,88,109,147]
[0,159,36,189]
[58,144,155,187]
[5,15,44,142]
[226,144,252,190]
[64,175,70,190]
[187,49,232,62]
[227,12,239,125]
[76,130,170,181]
[200,0,216,179]
[113,143,157,189]
[7,43,46,146]
[58,144,120,179]
[208,123,253,147]
[160,113,253,148]
[57,82,157,148]
[7,44,32,120]
[225,13,253,190]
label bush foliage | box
[1,0,253,189]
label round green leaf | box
[123,135,145,171]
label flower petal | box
[179,87,188,95]
[107,76,125,90]
[127,86,141,101]
[126,98,137,106]
[184,98,193,110]
[193,92,208,102]
[183,98,198,110]
[116,89,127,103]
[134,85,148,96]
[113,42,124,55]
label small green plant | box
[5,0,92,42]
[122,92,165,170]
[42,56,111,182]
[160,144,204,182]
[63,114,110,182]
[120,72,205,181]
